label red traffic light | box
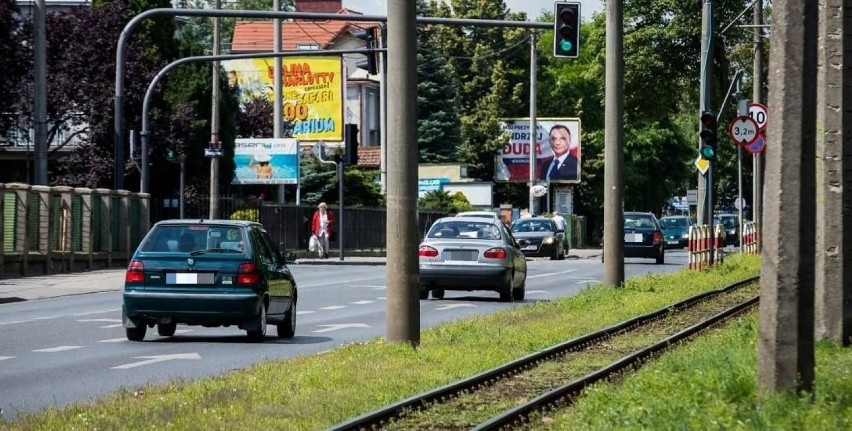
[700,111,716,127]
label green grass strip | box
[2,254,759,431]
[541,312,852,430]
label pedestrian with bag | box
[311,202,335,259]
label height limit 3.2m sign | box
[728,116,759,147]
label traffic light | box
[344,123,359,166]
[699,111,718,160]
[353,27,379,75]
[166,145,177,162]
[553,2,581,58]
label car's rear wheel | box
[418,287,429,300]
[512,278,525,301]
[246,302,267,343]
[431,289,445,300]
[157,322,177,337]
[656,251,665,265]
[499,274,513,302]
[277,300,296,339]
[126,325,146,342]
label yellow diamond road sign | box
[695,156,710,174]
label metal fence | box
[150,196,447,252]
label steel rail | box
[328,276,759,430]
[475,294,760,430]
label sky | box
[342,0,605,21]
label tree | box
[0,0,26,136]
[415,0,461,163]
[418,190,473,214]
[299,153,383,207]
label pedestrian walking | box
[311,202,335,259]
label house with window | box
[229,0,382,169]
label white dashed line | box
[296,310,315,315]
[98,338,127,343]
[320,305,346,310]
[527,270,577,279]
[351,300,375,305]
[33,346,83,353]
[100,324,123,328]
[78,318,122,323]
[0,356,15,361]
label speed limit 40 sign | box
[748,103,768,130]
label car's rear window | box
[624,215,658,229]
[427,221,501,240]
[660,217,687,228]
[140,225,245,253]
[511,220,555,233]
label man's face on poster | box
[549,126,571,158]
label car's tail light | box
[125,260,144,283]
[237,263,261,285]
[653,232,662,244]
[483,248,507,259]
[418,246,439,257]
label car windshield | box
[456,211,497,219]
[624,215,658,229]
[427,221,501,240]
[660,217,688,228]
[511,220,554,233]
[140,225,245,253]
[714,216,738,229]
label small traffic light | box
[699,111,717,160]
[167,147,176,162]
[353,27,379,75]
[344,123,359,166]
[553,2,581,58]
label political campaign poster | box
[232,138,299,185]
[495,118,582,184]
[222,57,344,141]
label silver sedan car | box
[418,216,528,302]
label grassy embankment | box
[9,254,825,431]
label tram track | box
[329,276,760,431]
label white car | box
[455,211,499,219]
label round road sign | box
[728,116,760,147]
[748,103,768,130]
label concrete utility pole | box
[385,0,420,346]
[758,0,817,394]
[602,0,624,287]
[752,0,763,251]
[209,0,221,219]
[697,0,713,225]
[33,0,48,185]
[528,32,538,215]
[815,0,852,346]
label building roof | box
[357,146,380,169]
[231,10,379,53]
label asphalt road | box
[0,250,688,420]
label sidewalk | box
[0,249,602,302]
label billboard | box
[232,138,299,185]
[495,118,582,184]
[222,57,344,141]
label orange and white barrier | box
[741,221,758,254]
[688,224,726,270]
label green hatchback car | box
[122,219,298,343]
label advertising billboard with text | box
[495,118,582,184]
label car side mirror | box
[283,251,296,263]
[556,228,565,233]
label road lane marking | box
[112,353,201,370]
[350,285,385,289]
[2,308,120,326]
[524,290,548,295]
[100,324,123,328]
[351,300,375,305]
[312,323,369,333]
[78,318,122,323]
[527,269,577,279]
[33,346,83,353]
[296,310,315,315]
[71,309,120,316]
[434,303,476,311]
[0,356,14,361]
[299,276,385,289]
[320,305,346,310]
[98,338,127,343]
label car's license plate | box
[523,245,538,251]
[166,273,215,284]
[667,240,679,245]
[444,250,478,261]
[624,234,643,243]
